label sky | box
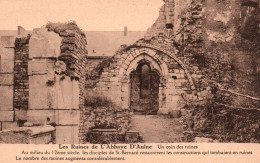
[0,0,163,31]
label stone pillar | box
[0,36,16,129]
[28,26,88,143]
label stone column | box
[0,36,15,129]
[28,28,84,143]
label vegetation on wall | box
[46,21,85,36]
[85,57,113,89]
[177,0,260,142]
[84,90,130,130]
[84,90,117,108]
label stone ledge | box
[1,125,55,136]
[0,125,55,144]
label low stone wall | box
[81,106,131,143]
[0,125,55,144]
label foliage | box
[85,57,113,89]
[46,21,85,36]
[84,90,117,108]
[184,99,260,143]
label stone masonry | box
[85,35,211,116]
[0,22,88,143]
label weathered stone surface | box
[0,36,15,47]
[55,110,79,125]
[0,47,14,73]
[0,74,14,85]
[29,132,53,144]
[18,26,27,37]
[29,28,62,59]
[0,129,30,144]
[0,125,55,144]
[55,126,79,144]
[0,86,13,110]
[157,108,169,115]
[27,110,55,125]
[24,122,33,127]
[54,76,79,110]
[28,59,48,75]
[29,74,48,109]
[29,63,79,110]
[0,23,88,144]
[1,122,17,130]
[0,111,14,122]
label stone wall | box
[85,35,210,116]
[82,106,131,143]
[14,36,30,111]
[0,125,55,144]
[13,36,30,129]
[46,24,88,143]
[143,0,260,142]
[0,36,16,129]
[0,22,88,144]
[149,0,260,142]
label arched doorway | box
[130,60,160,114]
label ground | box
[130,115,184,143]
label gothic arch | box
[118,44,195,89]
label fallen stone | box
[24,122,34,127]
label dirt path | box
[130,115,184,143]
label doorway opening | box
[130,60,160,114]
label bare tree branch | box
[208,80,260,101]
[215,102,260,111]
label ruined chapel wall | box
[170,0,260,142]
[88,43,207,113]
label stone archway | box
[130,59,160,114]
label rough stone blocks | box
[29,28,62,59]
[29,132,53,144]
[0,74,14,85]
[27,110,55,125]
[55,110,79,125]
[0,86,13,110]
[55,126,79,144]
[0,111,14,122]
[0,36,15,47]
[0,47,14,73]
[29,74,48,109]
[1,122,18,130]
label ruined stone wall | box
[44,23,88,143]
[0,36,16,130]
[171,0,259,142]
[58,31,88,143]
[144,0,259,142]
[196,0,259,142]
[0,22,88,144]
[81,106,131,143]
[85,36,210,116]
[14,36,30,113]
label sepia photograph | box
[0,0,259,161]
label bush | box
[84,90,117,108]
